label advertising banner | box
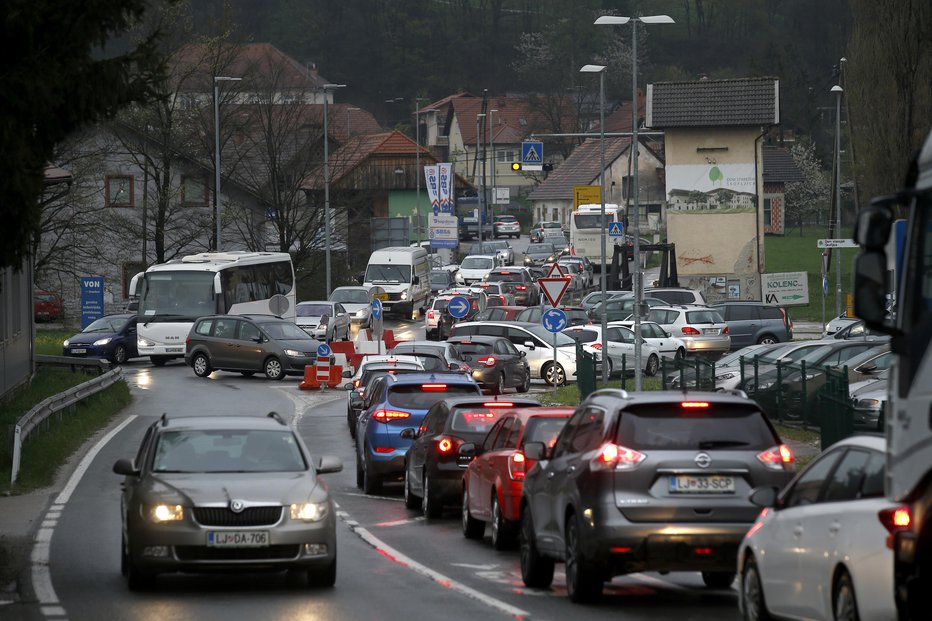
[763,271,810,305]
[429,214,459,248]
[437,163,453,214]
[424,165,440,215]
[80,276,104,329]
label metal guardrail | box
[10,365,123,484]
[35,354,111,374]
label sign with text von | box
[80,276,104,329]
[763,272,809,305]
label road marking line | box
[54,416,137,505]
[40,605,66,616]
[342,491,403,502]
[374,516,425,527]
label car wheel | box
[347,410,357,438]
[517,372,530,393]
[462,487,485,539]
[675,347,687,362]
[702,571,736,589]
[494,373,506,395]
[404,465,420,509]
[645,353,660,377]
[544,362,565,386]
[833,570,859,621]
[150,355,169,367]
[565,513,603,603]
[362,453,382,495]
[757,334,778,345]
[121,533,129,576]
[741,557,772,621]
[355,449,364,489]
[422,475,442,519]
[240,371,255,377]
[192,353,212,378]
[519,508,554,588]
[112,344,128,365]
[307,557,336,588]
[125,539,155,591]
[606,358,614,378]
[264,356,285,381]
[491,494,515,550]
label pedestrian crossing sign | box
[608,221,624,237]
[521,141,543,164]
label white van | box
[363,247,430,318]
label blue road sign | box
[521,141,543,164]
[448,295,471,319]
[371,297,383,320]
[608,221,624,237]
[80,276,104,329]
[542,308,568,333]
[317,343,332,357]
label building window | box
[122,261,146,299]
[181,176,208,206]
[763,197,772,227]
[106,176,134,208]
[497,150,516,163]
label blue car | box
[62,313,139,364]
[355,372,481,494]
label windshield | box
[297,303,332,317]
[152,430,307,473]
[573,213,617,229]
[365,264,411,284]
[542,222,561,229]
[139,271,216,321]
[82,316,130,333]
[457,341,493,356]
[564,329,598,344]
[258,321,314,340]
[330,289,369,304]
[461,257,493,269]
[529,243,555,255]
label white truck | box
[853,127,932,619]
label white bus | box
[569,203,625,269]
[129,252,296,365]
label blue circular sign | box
[542,308,568,333]
[371,297,383,320]
[447,295,471,319]
[317,343,332,357]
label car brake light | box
[478,356,497,367]
[516,285,527,290]
[372,409,411,422]
[723,326,730,334]
[756,445,795,471]
[591,443,645,471]
[590,343,602,350]
[681,326,700,335]
[353,379,361,388]
[437,437,455,453]
[373,447,395,454]
[421,384,447,391]
[879,507,911,533]
[483,402,513,408]
[508,451,526,480]
[185,335,190,347]
[428,310,436,319]
[681,401,709,408]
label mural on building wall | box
[666,163,757,212]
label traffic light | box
[511,162,523,171]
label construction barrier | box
[299,364,344,390]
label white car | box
[739,435,899,621]
[609,320,687,360]
[825,313,860,335]
[425,295,454,339]
[329,286,373,327]
[492,214,521,239]
[646,305,731,356]
[295,301,351,341]
[456,255,497,285]
[562,324,661,376]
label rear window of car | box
[450,406,508,434]
[457,341,494,356]
[760,306,785,320]
[523,416,571,448]
[685,310,724,324]
[485,272,522,282]
[564,329,598,343]
[543,222,561,229]
[361,368,421,385]
[615,403,778,451]
[387,384,479,409]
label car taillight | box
[478,356,497,367]
[590,343,602,350]
[437,437,456,453]
[756,445,795,471]
[353,379,361,388]
[428,310,436,319]
[508,451,526,480]
[591,443,646,471]
[682,326,700,335]
[483,402,514,408]
[372,409,411,422]
[516,285,527,290]
[421,384,447,391]
[723,326,730,334]
[185,336,190,346]
[681,401,709,408]
[879,506,912,549]
[494,222,503,226]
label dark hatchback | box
[447,335,531,394]
[63,313,139,364]
[402,396,542,518]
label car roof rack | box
[267,411,287,426]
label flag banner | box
[424,165,440,214]
[437,163,453,214]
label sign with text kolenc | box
[80,276,105,329]
[437,163,454,214]
[429,214,458,248]
[763,271,810,305]
[423,165,440,214]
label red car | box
[34,290,63,322]
[461,407,573,549]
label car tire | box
[264,356,285,381]
[355,442,364,488]
[702,571,736,589]
[645,353,660,377]
[121,534,129,577]
[757,334,778,345]
[347,410,357,438]
[307,557,337,588]
[565,513,603,603]
[362,453,382,495]
[544,362,566,387]
[404,465,420,509]
[675,347,687,362]
[192,353,212,378]
[462,487,485,539]
[422,475,442,519]
[490,494,515,550]
[740,557,772,621]
[125,541,155,591]
[833,570,859,621]
[517,372,530,393]
[112,344,128,365]
[150,355,169,367]
[494,373,506,395]
[519,508,554,588]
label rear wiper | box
[697,440,750,449]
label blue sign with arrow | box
[542,308,568,333]
[608,221,624,237]
[317,343,332,357]
[448,295,471,319]
[371,297,383,320]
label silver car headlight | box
[148,503,184,523]
[93,337,112,346]
[355,309,367,318]
[290,501,328,522]
[284,349,303,357]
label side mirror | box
[399,428,416,440]
[448,362,459,370]
[854,251,894,332]
[316,455,343,474]
[458,442,477,458]
[253,336,263,343]
[749,486,779,508]
[524,441,547,461]
[854,199,895,249]
[113,458,139,477]
[524,340,536,351]
[413,275,420,285]
[665,331,672,338]
[520,351,527,358]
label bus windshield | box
[139,272,215,321]
[574,212,616,229]
[365,264,410,284]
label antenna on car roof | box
[160,413,168,426]
[267,411,287,426]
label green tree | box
[1,0,169,270]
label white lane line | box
[341,491,403,502]
[627,572,692,591]
[31,414,138,613]
[374,516,425,527]
[338,513,529,619]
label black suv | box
[518,389,796,603]
[711,302,793,350]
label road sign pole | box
[553,330,557,387]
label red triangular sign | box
[538,277,572,307]
[545,262,565,278]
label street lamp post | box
[580,64,609,384]
[595,13,674,391]
[415,97,427,245]
[213,76,241,252]
[488,109,498,216]
[476,113,486,240]
[323,83,346,297]
[832,84,844,317]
